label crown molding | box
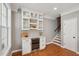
[61,8,79,16]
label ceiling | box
[10,3,79,19]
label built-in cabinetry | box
[22,9,43,30]
[21,9,46,55]
[22,36,46,55]
[40,36,46,49]
[22,38,31,55]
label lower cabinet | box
[22,37,46,55]
[22,38,31,55]
[40,36,46,49]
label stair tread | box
[56,36,61,38]
[53,40,61,42]
[53,34,61,45]
[53,41,61,44]
[53,42,61,46]
[55,39,61,41]
[56,37,61,38]
[53,41,61,43]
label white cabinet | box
[30,18,38,29]
[22,10,30,18]
[22,18,30,30]
[21,9,43,30]
[40,36,46,49]
[38,20,43,30]
[22,38,31,55]
[22,10,30,30]
[22,37,46,55]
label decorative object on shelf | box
[21,32,28,38]
[23,11,30,17]
[22,9,43,30]
[39,14,43,19]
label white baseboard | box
[46,42,79,54]
[11,49,22,55]
[46,42,53,45]
[62,46,79,54]
[46,41,62,47]
[53,42,61,46]
[2,45,11,56]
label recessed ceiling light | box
[54,7,57,10]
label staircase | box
[53,34,61,46]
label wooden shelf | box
[30,27,37,29]
[30,23,37,25]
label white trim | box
[46,42,53,45]
[46,41,62,47]
[11,49,22,56]
[44,15,55,20]
[53,43,79,54]
[2,45,11,56]
[62,46,79,54]
[53,42,61,46]
[1,3,11,56]
[61,8,79,16]
[46,42,79,54]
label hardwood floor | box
[12,43,79,56]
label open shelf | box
[22,9,43,31]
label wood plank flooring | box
[12,43,79,56]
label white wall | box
[43,18,57,44]
[11,11,22,51]
[11,11,57,51]
[28,30,40,38]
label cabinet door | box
[22,18,30,30]
[39,14,43,20]
[23,10,30,18]
[40,37,46,49]
[38,21,43,30]
[22,38,31,55]
[63,17,77,52]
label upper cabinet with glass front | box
[38,14,43,21]
[22,10,30,30]
[22,10,30,18]
[22,9,43,30]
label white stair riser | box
[53,40,61,42]
[53,34,61,46]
